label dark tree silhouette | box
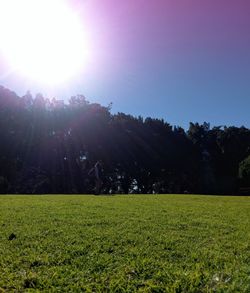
[0,85,250,194]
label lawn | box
[0,194,249,292]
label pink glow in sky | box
[1,0,250,127]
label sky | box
[0,0,250,129]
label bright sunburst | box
[0,0,88,85]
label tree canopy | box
[0,85,249,194]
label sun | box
[0,0,88,85]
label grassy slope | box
[0,195,249,292]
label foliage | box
[0,176,9,194]
[0,85,250,194]
[0,194,249,292]
[239,155,250,186]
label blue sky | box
[0,0,250,129]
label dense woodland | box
[0,85,250,194]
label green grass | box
[0,195,249,292]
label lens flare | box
[0,0,89,85]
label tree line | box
[0,85,249,194]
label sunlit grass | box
[0,195,249,292]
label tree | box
[239,155,250,187]
[0,84,250,194]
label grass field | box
[0,195,249,292]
